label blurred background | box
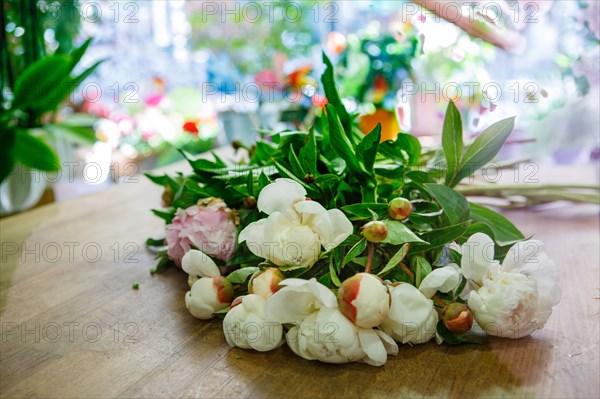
[1,0,598,214]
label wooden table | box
[1,160,599,399]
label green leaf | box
[329,261,342,287]
[437,321,485,345]
[424,183,470,224]
[258,172,271,189]
[299,129,317,175]
[60,112,98,127]
[451,117,516,186]
[357,123,380,172]
[394,133,422,166]
[12,55,71,110]
[288,147,306,178]
[381,220,426,245]
[321,52,351,134]
[342,238,367,267]
[442,101,463,185]
[273,160,318,197]
[378,244,409,277]
[68,38,93,71]
[325,104,363,174]
[145,237,165,247]
[151,209,175,223]
[378,133,421,166]
[469,202,525,245]
[246,169,254,197]
[46,124,96,145]
[409,221,471,254]
[13,129,60,171]
[150,255,172,274]
[341,203,389,219]
[314,174,340,185]
[413,256,432,287]
[226,267,259,284]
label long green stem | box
[456,183,600,193]
[365,242,375,273]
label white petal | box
[419,265,461,298]
[359,329,388,366]
[257,178,306,217]
[263,278,337,323]
[182,249,220,277]
[238,216,280,263]
[461,233,498,284]
[286,325,316,361]
[375,329,399,356]
[279,278,311,287]
[308,278,338,308]
[295,201,353,251]
[501,240,543,273]
[238,219,265,246]
[388,284,433,324]
[263,286,315,324]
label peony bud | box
[244,196,257,209]
[338,273,390,328]
[388,197,413,221]
[442,303,474,334]
[230,296,244,309]
[249,267,285,299]
[185,276,233,319]
[161,184,174,207]
[361,221,388,243]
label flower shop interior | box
[0,1,599,399]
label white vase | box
[0,133,75,215]
[0,164,47,215]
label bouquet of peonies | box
[146,54,561,366]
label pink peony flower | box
[166,198,238,267]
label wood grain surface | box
[1,159,599,399]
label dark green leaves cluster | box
[0,39,103,183]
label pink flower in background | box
[145,93,165,107]
[166,198,238,267]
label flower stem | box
[432,294,448,308]
[398,262,414,279]
[365,242,375,273]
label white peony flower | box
[286,307,398,366]
[380,283,439,345]
[223,294,284,351]
[238,179,353,270]
[461,233,560,339]
[337,273,390,328]
[185,275,233,320]
[265,278,398,366]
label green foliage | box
[0,38,103,183]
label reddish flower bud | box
[304,173,315,184]
[361,221,388,243]
[338,273,390,328]
[244,196,257,209]
[442,303,474,334]
[249,267,285,299]
[388,197,413,221]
